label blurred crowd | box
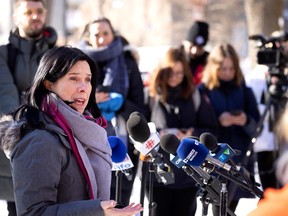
[1,1,288,216]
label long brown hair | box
[202,42,244,90]
[149,47,194,101]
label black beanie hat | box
[185,21,209,46]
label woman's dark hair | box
[18,46,102,126]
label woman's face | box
[167,61,184,87]
[44,61,92,114]
[88,21,114,48]
[217,57,235,81]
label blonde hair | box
[202,42,244,90]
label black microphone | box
[126,113,175,185]
[160,133,211,182]
[200,132,260,189]
[200,132,238,164]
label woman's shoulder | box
[10,127,68,161]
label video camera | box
[249,32,288,97]
[249,31,288,129]
[249,31,288,70]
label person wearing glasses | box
[147,47,218,216]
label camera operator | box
[247,30,288,191]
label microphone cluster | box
[126,112,175,185]
[159,132,263,199]
[125,111,263,215]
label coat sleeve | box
[242,86,261,137]
[193,90,219,138]
[11,130,104,216]
[119,54,148,120]
[0,46,20,115]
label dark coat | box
[199,82,261,200]
[0,27,57,201]
[97,50,147,121]
[149,87,219,189]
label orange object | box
[247,184,288,216]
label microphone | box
[160,133,211,182]
[200,133,261,189]
[108,136,134,181]
[126,113,175,185]
[126,113,164,168]
[200,132,237,163]
[176,137,234,172]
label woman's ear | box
[43,80,52,91]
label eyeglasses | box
[169,72,184,78]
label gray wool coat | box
[0,113,105,216]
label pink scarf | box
[42,94,112,200]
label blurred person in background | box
[246,30,288,191]
[78,17,147,207]
[147,47,218,216]
[180,20,210,85]
[0,0,57,215]
[245,63,280,191]
[248,107,288,216]
[0,46,143,216]
[199,42,260,215]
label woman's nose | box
[78,82,89,92]
[97,37,104,46]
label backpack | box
[6,43,18,85]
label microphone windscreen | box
[160,133,180,155]
[126,114,150,142]
[129,111,146,120]
[108,136,127,163]
[176,138,209,166]
[200,132,218,153]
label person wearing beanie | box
[181,21,210,85]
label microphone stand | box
[140,161,148,216]
[115,170,123,207]
[204,163,263,199]
[111,117,124,208]
[219,177,228,216]
[148,162,157,216]
[182,166,236,216]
